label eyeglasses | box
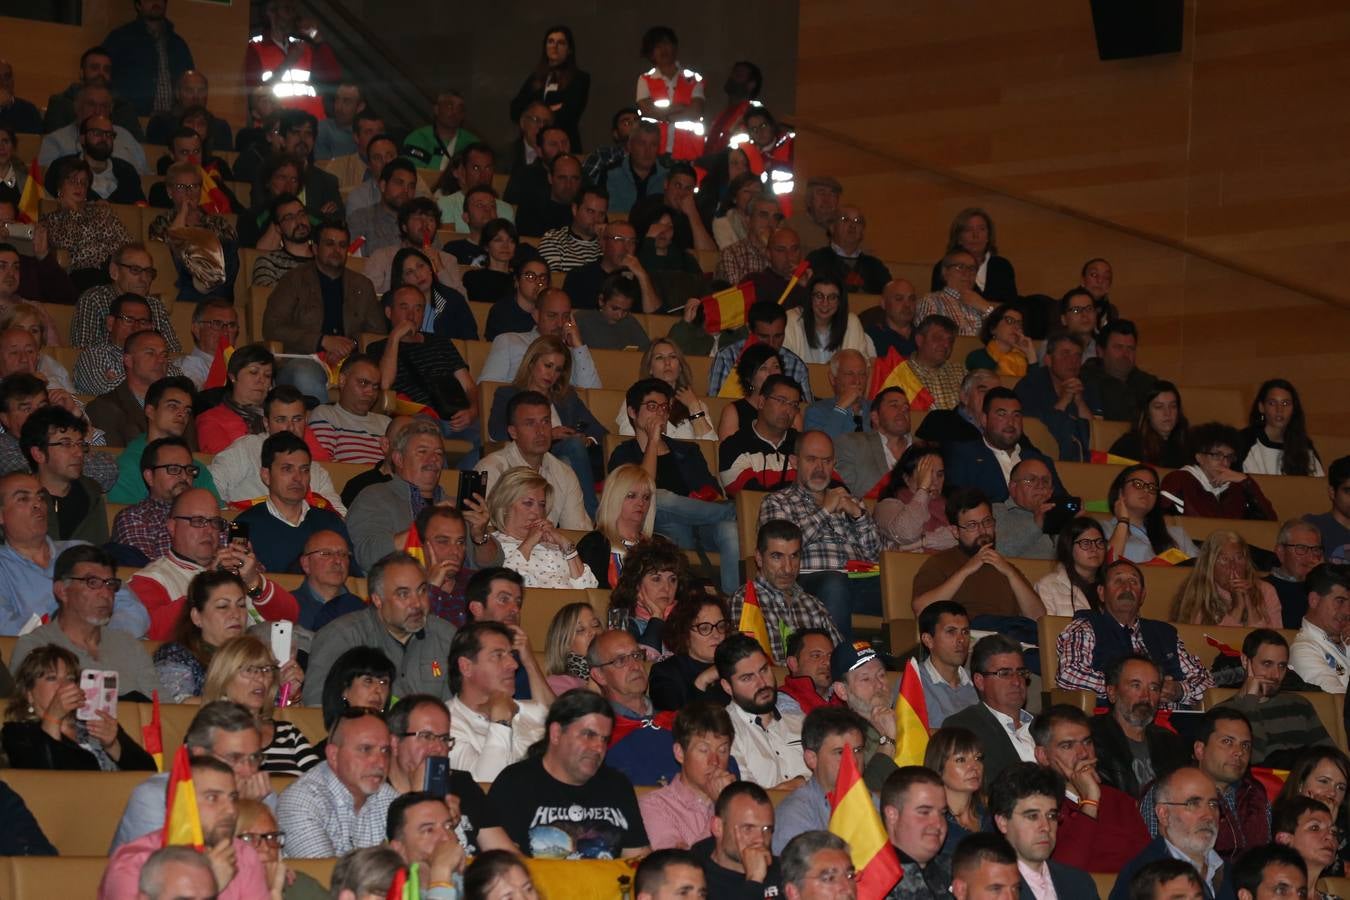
[981,667,1030,680]
[216,750,264,769]
[1159,798,1222,813]
[1011,476,1051,487]
[199,319,239,331]
[172,514,228,531]
[955,516,996,532]
[640,401,670,413]
[239,831,286,848]
[1066,304,1094,316]
[593,649,646,669]
[945,263,977,273]
[518,271,548,282]
[115,314,153,328]
[605,234,637,245]
[765,394,802,410]
[1125,478,1159,494]
[401,730,455,748]
[63,575,122,591]
[999,315,1024,326]
[303,548,351,562]
[810,292,841,303]
[833,216,864,226]
[149,463,201,478]
[45,440,91,451]
[691,619,733,636]
[170,182,202,193]
[1074,538,1108,551]
[240,664,278,680]
[85,128,117,140]
[1200,450,1238,465]
[117,262,157,278]
[1280,543,1324,557]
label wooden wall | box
[792,0,1350,436]
[2,2,249,127]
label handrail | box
[792,120,1350,314]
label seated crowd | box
[0,4,1348,900]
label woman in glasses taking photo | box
[202,635,314,776]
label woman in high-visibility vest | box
[635,26,706,161]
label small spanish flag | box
[1089,450,1138,466]
[199,165,232,215]
[391,393,441,420]
[716,334,761,400]
[1146,547,1194,566]
[203,333,235,391]
[141,690,164,772]
[893,657,930,767]
[403,524,426,566]
[430,660,442,678]
[829,731,902,899]
[1250,766,1290,801]
[162,745,204,850]
[17,158,42,224]
[869,354,935,410]
[738,581,774,659]
[775,259,810,306]
[700,281,756,334]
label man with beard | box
[45,114,144,204]
[1089,655,1192,799]
[1214,629,1334,767]
[758,430,884,639]
[1138,709,1271,863]
[1110,767,1224,900]
[487,689,651,859]
[1029,705,1150,873]
[1056,559,1214,709]
[988,762,1100,900]
[781,628,837,715]
[250,193,312,287]
[100,757,270,899]
[691,781,783,898]
[945,388,1065,504]
[911,487,1045,622]
[589,629,679,787]
[827,642,901,792]
[110,434,203,562]
[719,633,810,789]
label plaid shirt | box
[1056,615,1212,707]
[112,497,173,561]
[708,340,815,402]
[758,480,883,573]
[904,357,966,410]
[715,237,770,285]
[276,762,398,859]
[73,344,183,396]
[727,577,843,665]
[70,284,181,351]
[915,288,988,337]
[428,568,472,627]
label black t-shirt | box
[367,335,469,418]
[449,769,497,855]
[486,756,648,859]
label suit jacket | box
[262,262,386,354]
[943,437,1064,504]
[1090,711,1192,799]
[836,431,891,497]
[942,701,1023,791]
[86,380,147,448]
[1020,861,1099,900]
[1110,837,1216,900]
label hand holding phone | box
[78,670,119,722]
[423,755,450,798]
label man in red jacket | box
[1031,703,1151,873]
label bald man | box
[865,278,919,358]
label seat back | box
[1205,686,1348,751]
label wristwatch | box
[471,529,493,546]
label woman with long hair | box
[1276,747,1350,878]
[924,726,987,854]
[389,245,478,340]
[202,635,316,776]
[875,444,956,552]
[486,466,598,589]
[1170,530,1282,627]
[509,26,590,151]
[712,172,762,249]
[40,155,134,291]
[1034,517,1107,616]
[3,645,156,771]
[715,342,790,440]
[929,207,1018,302]
[650,594,734,710]
[153,570,250,702]
[576,464,656,589]
[461,219,519,307]
[607,536,690,655]
[783,274,873,365]
[1105,464,1196,564]
[965,302,1037,377]
[1240,378,1324,477]
[543,602,603,695]
[1109,380,1189,469]
[616,338,715,440]
[0,302,70,390]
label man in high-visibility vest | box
[706,60,763,154]
[243,0,331,121]
[635,26,705,161]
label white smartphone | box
[78,670,118,722]
[2,222,34,241]
[270,621,294,664]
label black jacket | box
[1090,711,1192,799]
[44,154,144,205]
[0,780,56,855]
[1,720,157,772]
[690,835,782,900]
[942,701,1023,791]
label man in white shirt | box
[310,353,390,465]
[447,621,547,782]
[477,288,601,388]
[1289,563,1350,693]
[943,634,1036,791]
[476,389,591,531]
[717,633,808,789]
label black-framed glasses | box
[691,619,733,636]
[172,514,228,531]
[765,394,802,410]
[401,730,455,749]
[170,182,202,193]
[1159,798,1221,813]
[199,318,238,331]
[149,463,200,478]
[1065,304,1094,315]
[1280,542,1324,557]
[64,575,122,591]
[955,516,996,532]
[116,262,157,278]
[945,263,976,273]
[46,439,91,451]
[239,831,286,848]
[1074,538,1107,551]
[1125,478,1159,494]
[981,667,1030,680]
[592,649,645,669]
[1200,450,1238,465]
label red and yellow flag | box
[162,745,204,849]
[203,333,235,391]
[775,259,810,306]
[17,158,42,224]
[701,281,756,334]
[893,657,930,766]
[1145,547,1194,567]
[716,334,761,400]
[141,690,164,772]
[869,354,934,410]
[391,393,441,420]
[199,165,232,215]
[403,524,426,566]
[1088,450,1138,466]
[738,581,773,658]
[829,732,902,899]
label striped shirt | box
[252,248,312,287]
[309,403,390,465]
[263,720,322,777]
[915,288,988,337]
[538,226,601,272]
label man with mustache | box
[719,633,810,789]
[1056,558,1214,708]
[1110,766,1225,900]
[1089,655,1191,799]
[989,762,1099,900]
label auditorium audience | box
[460,218,520,305]
[234,799,326,899]
[345,418,452,571]
[714,342,789,442]
[193,342,274,453]
[146,161,239,301]
[576,463,655,590]
[40,80,146,168]
[1307,457,1350,564]
[1273,747,1350,877]
[692,781,782,896]
[179,300,238,389]
[543,601,602,695]
[719,373,802,496]
[649,594,733,711]
[1159,422,1278,520]
[707,300,814,402]
[714,193,777,285]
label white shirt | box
[983,437,1023,486]
[986,703,1037,763]
[1163,836,1224,896]
[726,700,809,787]
[179,347,214,389]
[208,432,348,515]
[1290,617,1350,693]
[1018,860,1058,900]
[476,442,593,532]
[447,694,547,782]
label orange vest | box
[740,130,797,216]
[641,67,705,160]
[246,36,326,119]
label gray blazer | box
[943,700,1024,792]
[836,431,891,497]
[302,604,456,705]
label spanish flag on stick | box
[893,657,930,766]
[701,281,756,334]
[403,523,426,566]
[162,745,204,849]
[775,259,810,306]
[202,333,234,391]
[17,159,42,224]
[737,580,773,659]
[716,334,761,400]
[141,690,164,772]
[868,349,934,410]
[199,166,232,215]
[829,733,902,899]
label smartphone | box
[1041,496,1084,535]
[3,222,34,241]
[423,755,450,799]
[227,520,250,548]
[78,670,118,722]
[456,470,487,511]
[270,621,293,664]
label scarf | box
[985,340,1028,377]
[224,397,266,435]
[1182,463,1230,499]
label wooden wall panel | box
[792,0,1350,436]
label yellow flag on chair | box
[893,657,930,766]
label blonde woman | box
[0,302,74,393]
[576,464,656,588]
[202,635,316,776]
[1170,530,1282,627]
[486,465,597,588]
[616,338,714,440]
[543,602,603,695]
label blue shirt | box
[803,397,872,437]
[0,539,150,637]
[294,580,366,633]
[315,118,358,161]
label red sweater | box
[1159,469,1277,520]
[1052,785,1151,873]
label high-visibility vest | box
[733,129,797,216]
[641,67,705,160]
[706,99,752,154]
[246,34,325,119]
